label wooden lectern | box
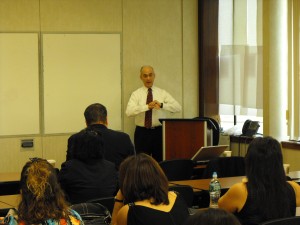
[160,119,208,160]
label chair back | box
[260,216,300,225]
[202,156,245,178]
[87,196,115,214]
[168,185,194,207]
[71,202,111,225]
[159,159,194,181]
[0,181,20,195]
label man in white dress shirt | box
[126,65,181,162]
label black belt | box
[136,126,162,130]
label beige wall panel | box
[230,142,249,157]
[0,0,200,171]
[0,33,40,136]
[0,137,42,173]
[40,0,122,32]
[42,135,70,169]
[122,0,183,138]
[282,148,300,171]
[182,0,199,118]
[0,0,40,31]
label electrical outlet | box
[20,139,34,151]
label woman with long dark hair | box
[218,136,300,225]
[111,153,189,225]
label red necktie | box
[145,88,153,128]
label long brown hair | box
[18,158,70,224]
[119,153,169,205]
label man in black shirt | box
[66,103,135,170]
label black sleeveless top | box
[235,182,296,225]
[127,194,189,225]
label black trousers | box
[134,126,163,162]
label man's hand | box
[147,100,162,110]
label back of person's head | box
[245,136,286,183]
[140,65,154,74]
[119,153,169,205]
[184,208,241,225]
[72,129,105,161]
[18,158,69,224]
[84,103,107,125]
[245,136,292,220]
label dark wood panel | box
[164,121,206,159]
[230,135,254,144]
[282,141,300,150]
[198,0,219,117]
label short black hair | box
[72,129,105,161]
[84,103,107,125]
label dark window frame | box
[198,0,219,117]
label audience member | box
[67,103,135,170]
[126,65,181,162]
[111,153,189,225]
[184,208,241,225]
[218,136,300,225]
[12,158,83,225]
[59,129,118,204]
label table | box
[1,172,299,210]
[171,171,300,192]
[0,173,20,196]
[170,176,245,192]
[170,172,300,210]
[0,173,20,182]
[170,176,246,208]
[0,173,21,210]
[289,171,300,180]
[0,195,20,209]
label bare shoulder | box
[287,181,300,206]
[287,181,300,194]
[228,182,247,194]
[287,180,300,188]
[116,205,129,225]
[219,182,247,212]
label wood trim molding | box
[282,141,300,150]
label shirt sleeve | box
[161,90,182,113]
[69,209,84,225]
[125,91,149,117]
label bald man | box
[126,66,181,162]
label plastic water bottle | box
[209,172,221,208]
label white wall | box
[0,0,199,172]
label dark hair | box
[72,129,105,161]
[184,208,241,225]
[84,103,107,125]
[245,136,291,219]
[119,153,169,205]
[18,158,70,224]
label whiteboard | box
[0,33,40,135]
[43,34,121,134]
